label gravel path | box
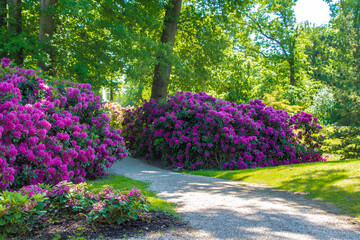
[107,157,360,240]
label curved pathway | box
[107,157,360,240]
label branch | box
[246,13,289,59]
[245,45,268,58]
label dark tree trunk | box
[0,0,7,29]
[38,0,58,74]
[289,38,296,86]
[110,87,114,101]
[9,0,23,65]
[289,60,295,86]
[151,0,182,101]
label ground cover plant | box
[1,176,186,239]
[0,58,128,190]
[122,91,326,170]
[186,158,360,220]
[1,181,148,235]
[90,175,176,214]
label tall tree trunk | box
[289,62,295,86]
[0,0,7,29]
[289,38,296,86]
[8,0,23,65]
[110,87,114,101]
[38,0,58,74]
[150,0,182,101]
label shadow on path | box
[107,157,360,240]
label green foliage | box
[87,186,148,225]
[45,182,93,215]
[304,0,360,156]
[0,180,152,237]
[0,190,47,235]
[307,86,335,125]
[45,181,148,225]
[89,175,176,214]
[245,0,299,86]
[0,0,357,144]
[262,86,303,115]
[323,127,360,157]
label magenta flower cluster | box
[122,91,326,170]
[0,58,127,189]
[103,102,133,130]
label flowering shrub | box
[0,182,148,236]
[122,91,326,170]
[103,102,133,130]
[0,58,128,190]
[44,181,148,225]
[87,185,148,224]
[0,190,47,234]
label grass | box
[88,175,176,214]
[186,158,360,220]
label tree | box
[304,0,360,155]
[8,0,23,65]
[150,0,250,101]
[0,0,6,29]
[151,0,182,101]
[38,0,58,74]
[245,0,299,86]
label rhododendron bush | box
[122,91,326,170]
[103,102,133,130]
[0,58,127,190]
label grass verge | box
[89,174,176,214]
[186,159,360,220]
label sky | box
[294,0,331,25]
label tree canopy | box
[0,0,358,129]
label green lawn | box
[89,175,176,214]
[186,159,360,220]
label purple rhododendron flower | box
[121,91,325,171]
[0,59,128,190]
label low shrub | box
[0,58,128,190]
[0,182,148,236]
[122,91,326,170]
[0,189,47,234]
[45,181,148,224]
[88,186,148,224]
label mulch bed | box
[9,211,190,240]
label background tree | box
[38,0,58,74]
[0,0,6,28]
[151,0,182,101]
[245,0,299,86]
[8,0,24,65]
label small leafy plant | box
[45,181,148,224]
[0,181,148,237]
[88,186,148,224]
[0,190,47,234]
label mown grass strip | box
[186,159,360,220]
[89,175,176,214]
